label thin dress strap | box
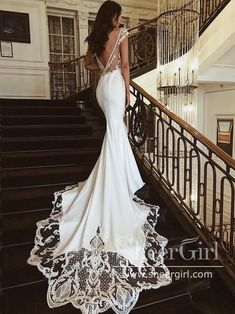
[95,28,122,74]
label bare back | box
[95,27,129,75]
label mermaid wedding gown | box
[27,27,172,314]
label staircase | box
[1,1,235,313]
[1,93,235,314]
[0,95,106,313]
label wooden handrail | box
[127,17,158,32]
[128,79,235,276]
[130,79,235,169]
[48,55,85,66]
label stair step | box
[0,220,224,314]
[0,103,77,109]
[2,147,101,167]
[0,280,87,314]
[88,122,106,130]
[1,94,233,314]
[135,186,195,242]
[0,210,186,248]
[87,115,106,124]
[1,241,211,304]
[1,243,47,288]
[191,281,235,314]
[2,124,93,137]
[0,106,82,115]
[2,134,103,151]
[79,107,100,117]
[2,181,78,212]
[2,202,189,247]
[2,162,94,188]
[155,205,195,240]
[0,99,76,106]
[2,209,51,246]
[133,294,203,313]
[1,280,205,314]
[2,114,87,125]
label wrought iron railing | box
[49,56,98,100]
[49,0,231,99]
[199,0,231,34]
[126,80,235,278]
[48,19,158,99]
[128,18,157,77]
[48,1,235,276]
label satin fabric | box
[52,68,151,266]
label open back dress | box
[27,26,172,314]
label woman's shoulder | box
[108,27,129,45]
[119,26,129,33]
[111,26,128,34]
[118,26,129,44]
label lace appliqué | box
[118,27,129,45]
[27,183,172,314]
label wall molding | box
[0,71,50,98]
[0,64,49,71]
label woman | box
[27,1,172,313]
[84,1,130,109]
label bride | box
[27,1,172,313]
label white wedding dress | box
[27,27,172,314]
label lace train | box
[27,183,172,314]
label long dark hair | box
[85,0,122,56]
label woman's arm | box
[84,45,100,71]
[120,36,130,108]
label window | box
[216,119,233,157]
[48,15,76,62]
[48,14,77,98]
[88,13,96,35]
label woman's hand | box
[84,45,101,71]
[125,89,130,108]
[84,62,101,71]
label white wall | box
[198,0,235,82]
[0,0,158,99]
[199,83,235,159]
[133,68,157,99]
[0,0,50,99]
